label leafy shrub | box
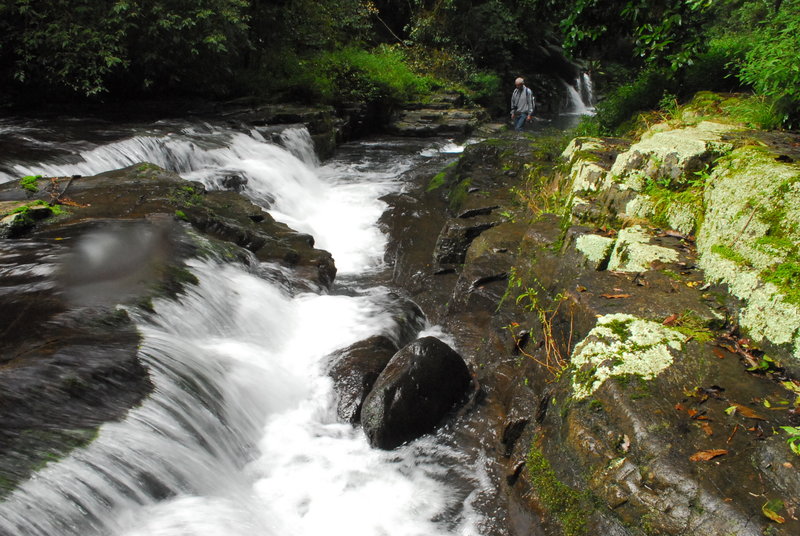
[301,45,434,104]
[737,0,800,126]
[593,69,670,134]
[682,33,750,95]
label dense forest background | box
[0,0,798,130]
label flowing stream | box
[0,120,491,535]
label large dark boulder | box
[327,336,399,424]
[361,336,472,449]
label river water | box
[0,119,496,535]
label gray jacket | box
[511,85,535,115]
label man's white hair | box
[515,77,524,85]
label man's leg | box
[514,113,525,131]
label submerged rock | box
[360,336,472,449]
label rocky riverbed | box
[1,92,799,535]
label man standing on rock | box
[510,77,535,132]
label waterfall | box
[564,73,596,116]
[0,124,488,535]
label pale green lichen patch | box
[561,137,606,165]
[608,122,736,192]
[625,191,701,236]
[701,251,800,359]
[575,233,615,268]
[570,161,607,193]
[571,313,685,399]
[607,226,678,272]
[697,146,800,359]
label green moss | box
[587,399,604,412]
[710,243,752,267]
[427,170,447,191]
[604,318,633,340]
[175,209,189,221]
[573,365,598,391]
[762,262,800,306]
[616,373,652,399]
[640,176,705,232]
[672,310,715,343]
[170,184,204,207]
[448,177,472,212]
[136,162,162,173]
[526,440,591,536]
[19,175,42,193]
[662,269,682,281]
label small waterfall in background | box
[564,72,596,116]
[0,123,487,535]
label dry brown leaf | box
[689,449,728,462]
[663,313,679,326]
[701,422,714,436]
[712,348,727,359]
[600,293,632,299]
[729,403,768,421]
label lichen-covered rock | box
[570,313,685,399]
[697,146,800,361]
[360,336,472,449]
[562,137,606,165]
[607,121,737,191]
[607,226,679,272]
[573,232,615,270]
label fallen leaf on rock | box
[712,348,727,359]
[726,403,768,420]
[690,449,728,461]
[675,403,686,412]
[700,422,714,436]
[762,499,786,524]
[600,293,631,299]
[663,313,679,326]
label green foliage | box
[464,71,502,107]
[593,69,671,134]
[718,95,784,130]
[737,0,800,126]
[1,0,250,96]
[298,45,434,104]
[781,426,800,456]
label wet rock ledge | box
[0,162,336,496]
[376,92,800,536]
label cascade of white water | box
[0,127,489,536]
[580,72,595,107]
[564,73,596,116]
[2,125,397,274]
